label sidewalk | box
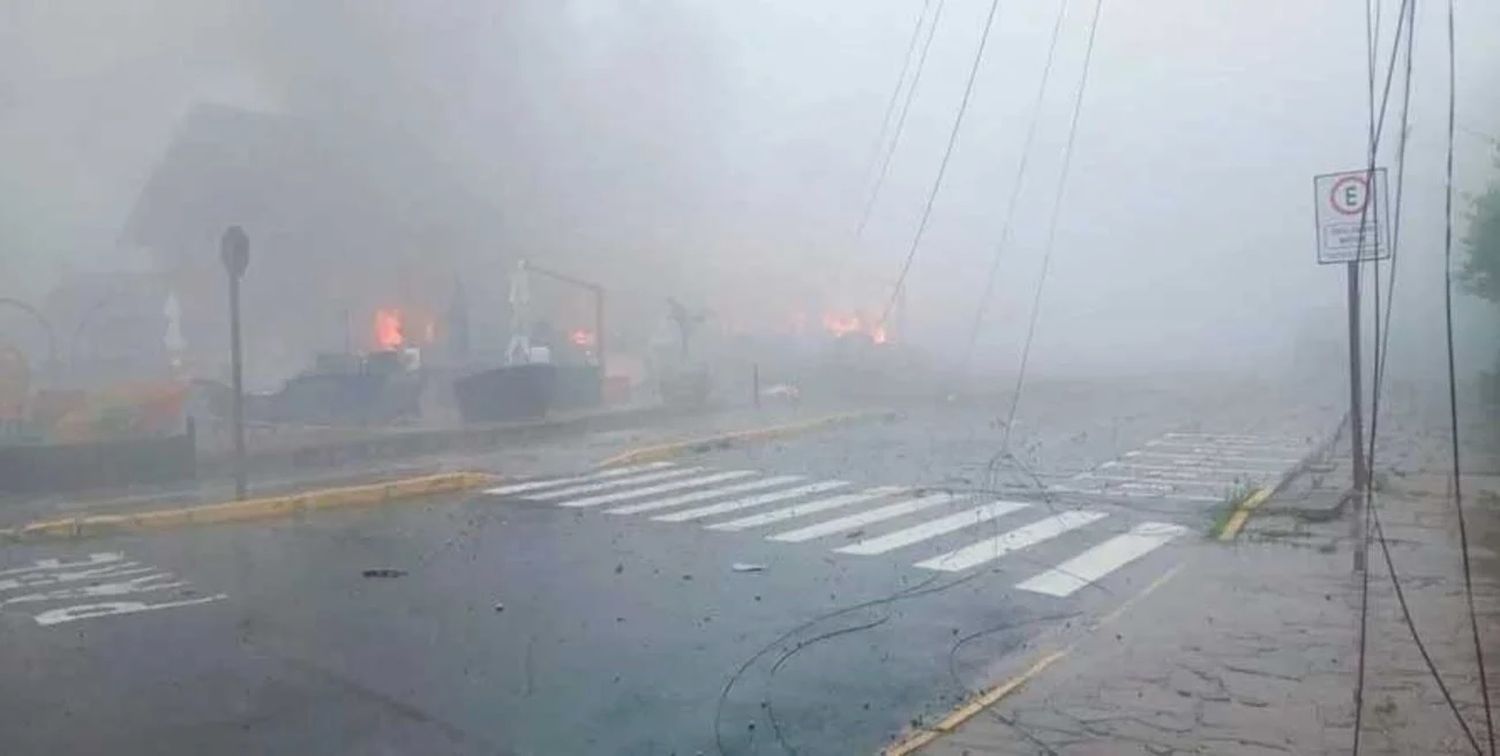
[910,396,1500,754]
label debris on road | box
[361,568,407,578]
[731,562,767,573]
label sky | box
[0,0,1496,382]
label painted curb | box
[0,472,497,541]
[882,650,1068,756]
[1216,413,1350,541]
[1217,487,1273,541]
[878,563,1186,754]
[596,410,896,469]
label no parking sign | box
[1313,168,1390,264]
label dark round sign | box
[220,226,250,278]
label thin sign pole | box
[1346,260,1367,572]
[221,226,250,501]
[594,287,606,379]
[228,273,246,500]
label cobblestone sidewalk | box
[916,397,1500,755]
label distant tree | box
[1462,146,1500,303]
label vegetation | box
[1462,145,1500,303]
[1464,144,1500,407]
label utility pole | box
[220,226,250,500]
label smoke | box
[2,0,1498,383]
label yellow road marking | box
[882,650,1069,756]
[0,472,497,541]
[1097,561,1184,627]
[880,558,1188,755]
[596,410,892,468]
[1217,486,1272,541]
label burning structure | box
[121,104,496,388]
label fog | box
[2,0,1498,388]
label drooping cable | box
[877,0,1006,327]
[959,0,1072,377]
[856,0,948,241]
[999,0,1105,449]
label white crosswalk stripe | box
[1124,449,1298,464]
[1100,461,1274,478]
[484,463,673,496]
[915,511,1107,572]
[834,501,1030,556]
[555,471,757,508]
[705,487,907,531]
[653,480,851,523]
[484,460,1192,602]
[1160,433,1308,448]
[1053,431,1308,504]
[1049,484,1219,502]
[528,467,704,501]
[1162,432,1267,443]
[606,476,805,516]
[1072,473,1241,488]
[1015,522,1187,597]
[768,492,960,543]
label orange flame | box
[822,311,889,345]
[374,309,404,350]
[822,312,864,338]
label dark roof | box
[122,103,493,258]
[123,104,320,251]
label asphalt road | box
[0,378,1340,755]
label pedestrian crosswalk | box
[483,461,1191,599]
[1049,431,1310,503]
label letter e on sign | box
[1313,168,1389,264]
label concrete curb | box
[1216,413,1350,541]
[882,650,1069,756]
[197,404,681,480]
[1216,487,1274,541]
[878,563,1187,754]
[595,409,897,468]
[0,471,497,542]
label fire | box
[822,312,863,338]
[822,311,890,345]
[374,309,404,350]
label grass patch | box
[1207,481,1258,538]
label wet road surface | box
[0,381,1337,755]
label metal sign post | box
[220,226,250,500]
[1313,168,1388,572]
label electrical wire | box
[877,0,1005,328]
[1351,1,1394,750]
[1441,0,1497,748]
[1373,0,1417,399]
[856,0,948,241]
[999,0,1104,450]
[1351,0,1492,752]
[959,0,1072,377]
[862,1,932,189]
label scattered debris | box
[614,563,624,575]
[731,563,767,573]
[361,568,407,578]
[494,603,505,612]
[759,383,800,402]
